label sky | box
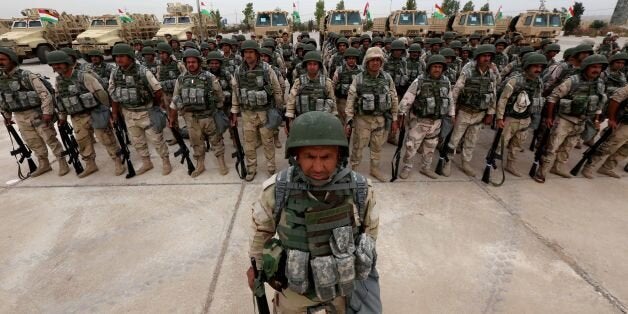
[1,0,620,23]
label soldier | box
[443,31,456,47]
[280,31,294,63]
[581,84,627,178]
[422,38,443,62]
[536,38,553,54]
[85,50,115,86]
[601,53,628,99]
[406,44,426,84]
[184,31,196,44]
[370,36,383,49]
[468,33,481,49]
[384,40,410,97]
[230,40,284,181]
[286,51,336,123]
[359,34,372,53]
[345,47,399,182]
[443,44,499,177]
[292,44,319,80]
[398,55,454,179]
[493,39,509,73]
[183,41,198,51]
[505,35,523,62]
[543,44,561,70]
[47,51,124,177]
[220,39,242,74]
[460,46,473,69]
[542,47,577,97]
[595,35,613,58]
[156,42,186,145]
[332,47,363,126]
[169,38,184,60]
[215,34,222,46]
[533,55,608,183]
[60,47,82,70]
[0,48,69,177]
[206,51,233,114]
[328,37,349,80]
[246,111,379,314]
[261,39,287,75]
[168,49,228,177]
[260,47,288,149]
[141,47,159,75]
[439,48,459,84]
[206,38,218,52]
[109,43,171,176]
[133,39,144,63]
[500,46,535,79]
[495,53,547,177]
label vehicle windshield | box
[467,13,481,26]
[398,13,412,25]
[256,13,271,26]
[178,16,191,24]
[163,17,176,24]
[12,21,27,28]
[414,12,428,25]
[331,12,346,25]
[347,12,361,25]
[533,14,548,26]
[106,19,118,26]
[272,13,288,26]
[549,14,561,27]
[28,20,42,28]
[91,19,105,26]
[482,13,494,26]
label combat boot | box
[399,166,411,179]
[113,157,126,176]
[370,162,387,182]
[581,165,595,179]
[136,157,154,175]
[597,167,621,178]
[191,156,205,178]
[57,158,70,176]
[30,158,52,177]
[505,160,522,177]
[550,164,571,178]
[245,170,256,182]
[461,161,476,177]
[162,156,172,175]
[420,167,439,179]
[274,133,282,148]
[78,159,98,178]
[217,155,229,176]
[441,161,451,177]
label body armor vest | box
[175,71,217,115]
[56,70,100,115]
[111,64,152,110]
[158,61,181,94]
[236,62,271,110]
[559,74,607,118]
[355,71,393,115]
[212,67,232,104]
[383,57,408,87]
[297,74,329,114]
[412,75,451,119]
[460,66,496,111]
[336,65,362,98]
[603,69,627,99]
[86,63,113,83]
[406,58,425,83]
[504,74,544,119]
[0,69,42,112]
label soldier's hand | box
[57,118,66,126]
[2,116,12,126]
[246,266,255,291]
[545,117,554,129]
[594,120,601,130]
[609,119,618,130]
[497,119,505,129]
[391,120,399,133]
[42,114,53,124]
[483,114,494,126]
[230,113,238,127]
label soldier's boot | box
[399,166,411,179]
[597,167,621,179]
[136,157,154,175]
[30,158,52,177]
[113,157,126,176]
[441,160,452,177]
[245,170,257,182]
[581,165,595,179]
[369,161,387,182]
[191,156,205,178]
[78,159,99,178]
[505,160,522,177]
[268,165,276,176]
[274,133,282,148]
[420,167,439,179]
[461,160,476,177]
[217,155,229,176]
[57,158,70,176]
[550,164,572,178]
[162,157,172,176]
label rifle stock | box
[481,128,503,184]
[59,123,84,175]
[6,124,38,177]
[570,127,613,176]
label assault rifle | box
[529,128,551,178]
[570,127,613,176]
[435,128,453,176]
[58,123,84,175]
[6,123,37,179]
[481,128,503,185]
[250,258,271,314]
[231,125,247,179]
[390,119,406,182]
[113,117,136,179]
[171,127,195,175]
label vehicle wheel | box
[36,45,51,64]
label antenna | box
[539,0,546,11]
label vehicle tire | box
[36,45,51,64]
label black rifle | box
[250,258,271,314]
[481,128,503,184]
[113,117,136,179]
[529,128,550,178]
[570,127,613,176]
[6,123,38,179]
[171,127,195,175]
[435,129,453,176]
[58,123,84,175]
[390,123,406,182]
[529,127,539,151]
[231,125,247,179]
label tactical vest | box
[143,61,159,76]
[460,66,496,111]
[598,43,612,57]
[559,74,607,118]
[0,69,42,112]
[494,53,509,71]
[412,75,451,119]
[406,58,424,83]
[212,68,232,104]
[336,65,362,98]
[55,70,100,115]
[111,64,152,110]
[236,62,272,110]
[158,61,181,94]
[282,43,293,61]
[503,74,543,119]
[355,71,393,115]
[175,71,217,115]
[603,70,627,98]
[329,53,344,76]
[173,50,183,61]
[444,66,458,85]
[224,53,240,74]
[297,74,329,114]
[87,63,113,83]
[383,57,408,87]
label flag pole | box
[196,0,205,42]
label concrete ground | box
[1,35,627,313]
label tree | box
[441,0,460,16]
[336,0,345,10]
[402,0,417,10]
[308,19,314,32]
[589,20,607,30]
[480,3,489,11]
[563,2,584,34]
[212,10,222,30]
[242,2,254,30]
[315,0,325,28]
[462,1,474,12]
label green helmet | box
[470,33,482,40]
[111,43,135,59]
[408,44,422,53]
[539,38,553,47]
[306,38,317,48]
[391,39,406,50]
[371,36,384,46]
[563,47,576,59]
[572,44,594,56]
[259,47,273,57]
[219,38,233,47]
[60,47,79,61]
[360,34,371,43]
[206,51,224,62]
[519,46,535,57]
[444,31,456,40]
[544,43,561,53]
[200,42,210,50]
[46,50,72,65]
[609,52,628,63]
[87,49,104,57]
[427,54,447,70]
[262,39,276,49]
[237,34,246,41]
[344,47,361,59]
[473,44,496,59]
[328,32,338,39]
[439,48,456,58]
[412,37,424,44]
[302,44,316,53]
[240,40,259,53]
[431,38,444,45]
[142,39,153,47]
[182,48,202,62]
[494,39,508,47]
[0,47,19,65]
[141,47,155,56]
[513,35,523,42]
[285,111,348,158]
[156,42,173,54]
[522,53,548,69]
[449,40,462,49]
[207,38,216,44]
[424,38,435,45]
[336,37,349,48]
[302,51,322,65]
[581,54,608,70]
[183,41,197,49]
[384,37,394,44]
[133,39,143,45]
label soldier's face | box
[222,45,231,53]
[283,34,289,41]
[306,61,319,75]
[115,55,133,68]
[90,56,102,64]
[431,44,441,53]
[243,50,258,63]
[144,54,155,63]
[392,50,403,58]
[611,60,625,71]
[209,43,216,50]
[202,49,209,56]
[429,64,443,78]
[445,57,454,64]
[496,45,505,53]
[345,57,357,67]
[134,44,142,51]
[526,64,543,79]
[410,51,419,59]
[385,43,392,50]
[338,44,347,53]
[159,52,171,62]
[477,53,492,67]
[351,42,360,48]
[470,39,479,46]
[0,54,13,72]
[367,58,382,72]
[577,52,591,62]
[186,58,199,73]
[261,54,271,63]
[51,63,69,74]
[186,33,193,40]
[546,51,558,59]
[461,51,469,59]
[585,64,603,79]
[209,60,221,71]
[296,146,340,181]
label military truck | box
[372,10,447,38]
[495,10,563,47]
[447,11,496,36]
[253,10,292,39]
[320,10,363,42]
[154,3,217,42]
[0,19,12,36]
[74,14,160,56]
[0,9,89,63]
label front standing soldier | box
[333,47,363,125]
[495,53,546,177]
[444,44,499,177]
[48,51,124,177]
[533,55,608,183]
[109,43,171,176]
[247,111,379,314]
[85,50,115,87]
[169,49,228,177]
[345,47,399,182]
[398,55,454,180]
[286,51,336,122]
[0,48,69,177]
[230,40,284,181]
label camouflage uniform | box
[156,59,186,144]
[333,62,363,125]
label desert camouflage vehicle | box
[0,8,89,63]
[154,2,217,41]
[74,14,160,56]
[320,10,363,41]
[253,10,292,39]
[372,10,447,38]
[447,11,496,36]
[0,19,12,36]
[495,10,563,47]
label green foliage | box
[242,3,254,30]
[462,1,474,12]
[336,1,345,10]
[441,0,460,16]
[315,0,325,28]
[402,0,417,10]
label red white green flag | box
[38,9,59,23]
[433,4,446,19]
[496,5,503,20]
[118,9,134,23]
[200,2,211,16]
[363,2,371,21]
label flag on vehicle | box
[38,9,59,24]
[433,4,446,19]
[200,2,211,16]
[293,2,301,24]
[118,9,134,23]
[363,2,371,21]
[496,5,503,20]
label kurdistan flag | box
[292,2,301,24]
[363,2,371,21]
[200,2,211,16]
[566,5,575,21]
[496,5,502,20]
[433,4,445,19]
[38,9,59,23]
[118,9,133,23]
